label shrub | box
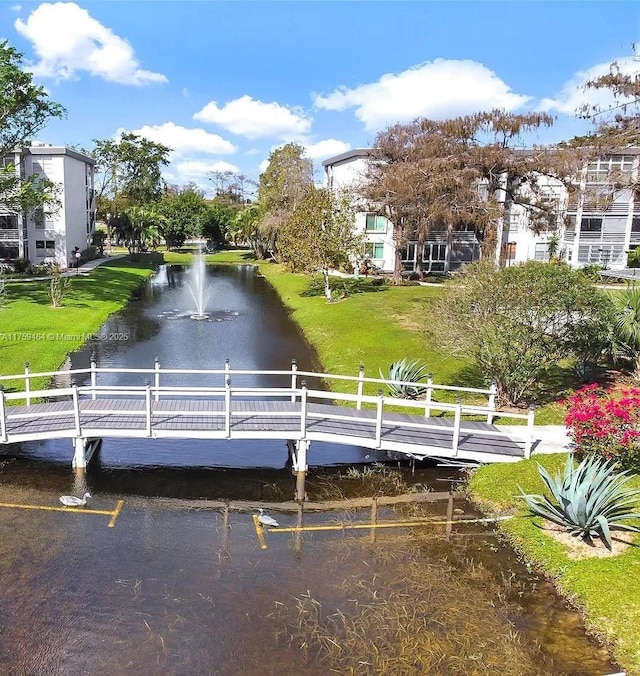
[519,454,640,550]
[565,384,640,470]
[12,257,32,274]
[381,358,430,399]
[628,246,640,268]
[578,263,603,282]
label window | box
[422,243,446,262]
[365,214,386,232]
[365,242,384,259]
[0,215,17,229]
[580,217,602,232]
[632,216,640,234]
[35,240,54,256]
[534,243,549,262]
[502,242,517,264]
[34,207,44,229]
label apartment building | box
[322,148,481,274]
[323,147,640,274]
[0,145,96,269]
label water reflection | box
[0,263,621,674]
[0,480,619,675]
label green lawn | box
[469,455,640,675]
[0,256,157,390]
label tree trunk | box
[322,267,332,301]
[392,222,403,284]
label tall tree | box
[0,40,66,217]
[157,186,207,249]
[228,204,267,256]
[366,112,580,281]
[112,206,163,258]
[209,170,255,206]
[278,187,364,300]
[257,143,313,258]
[91,133,171,219]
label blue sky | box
[3,1,640,195]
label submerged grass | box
[270,530,599,675]
[468,454,640,674]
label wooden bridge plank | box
[1,397,525,461]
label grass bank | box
[0,256,157,389]
[205,249,570,421]
[469,455,640,674]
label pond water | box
[0,264,620,674]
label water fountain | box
[187,250,212,320]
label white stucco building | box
[323,147,640,274]
[0,144,96,269]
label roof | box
[321,148,372,167]
[24,145,96,165]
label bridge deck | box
[2,398,526,463]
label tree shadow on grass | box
[301,277,389,298]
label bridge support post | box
[288,439,309,502]
[72,437,87,469]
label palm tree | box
[612,284,640,376]
[111,206,164,259]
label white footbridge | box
[0,360,536,499]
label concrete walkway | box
[5,254,128,283]
[501,424,572,456]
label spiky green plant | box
[519,454,640,550]
[613,284,640,376]
[381,358,430,399]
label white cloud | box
[163,159,241,194]
[10,5,22,11]
[178,159,240,175]
[130,122,236,156]
[314,59,531,131]
[540,55,640,115]
[15,2,166,85]
[304,139,351,160]
[193,95,312,139]
[258,159,270,173]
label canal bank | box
[1,255,159,385]
[3,251,632,676]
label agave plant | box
[519,455,640,550]
[380,359,430,399]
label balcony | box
[0,229,20,241]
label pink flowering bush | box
[565,384,640,470]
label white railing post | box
[154,357,160,402]
[487,380,497,424]
[145,380,152,436]
[375,389,384,448]
[424,373,433,417]
[356,364,365,410]
[24,361,31,406]
[71,379,82,436]
[224,358,231,388]
[524,404,535,459]
[290,359,298,402]
[0,386,7,443]
[300,379,307,437]
[90,352,97,400]
[452,397,462,456]
[225,377,231,438]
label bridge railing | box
[0,378,535,458]
[0,359,499,422]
